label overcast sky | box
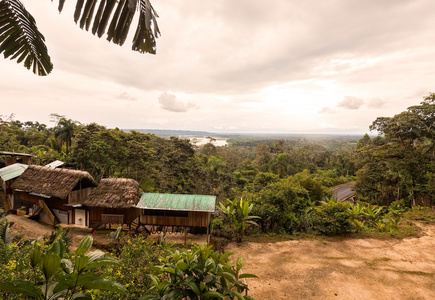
[1,0,435,134]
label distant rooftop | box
[45,160,65,168]
[0,151,33,157]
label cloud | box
[158,92,198,112]
[117,92,137,101]
[366,98,386,108]
[318,107,334,114]
[338,96,365,110]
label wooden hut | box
[0,151,33,167]
[0,163,29,210]
[136,193,216,242]
[79,178,142,229]
[11,165,97,226]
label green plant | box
[109,225,123,242]
[0,217,13,244]
[0,227,127,299]
[143,243,257,299]
[362,205,384,226]
[310,200,355,235]
[46,227,72,251]
[218,198,260,242]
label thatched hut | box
[11,165,97,225]
[79,178,143,229]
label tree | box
[54,118,77,155]
[356,93,435,206]
[0,0,160,76]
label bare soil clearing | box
[227,225,435,300]
[5,214,207,248]
[6,214,435,299]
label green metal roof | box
[137,193,216,212]
[0,163,28,182]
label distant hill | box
[123,129,216,138]
[122,129,363,143]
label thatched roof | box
[81,178,142,209]
[11,165,97,199]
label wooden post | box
[206,225,209,244]
[184,226,187,244]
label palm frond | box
[0,0,53,75]
[62,0,160,54]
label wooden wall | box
[140,211,211,228]
[88,207,141,224]
[69,188,92,205]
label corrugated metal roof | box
[0,163,29,182]
[45,160,65,168]
[0,151,33,157]
[137,193,216,212]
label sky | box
[1,0,435,134]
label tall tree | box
[54,118,76,155]
[357,93,435,206]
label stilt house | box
[137,193,216,241]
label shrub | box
[143,243,257,300]
[100,234,173,300]
[310,200,354,235]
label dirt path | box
[227,226,435,300]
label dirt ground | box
[5,214,207,248]
[227,225,435,300]
[5,214,435,300]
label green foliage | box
[253,178,311,233]
[310,200,355,235]
[0,227,126,299]
[402,206,435,224]
[218,198,260,243]
[143,243,257,300]
[293,169,325,204]
[0,217,13,244]
[109,226,123,242]
[357,93,435,206]
[101,235,171,300]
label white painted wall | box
[74,209,87,227]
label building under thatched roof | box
[76,178,143,229]
[11,165,96,199]
[82,178,143,208]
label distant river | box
[189,137,228,147]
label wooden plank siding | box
[101,214,124,224]
[140,211,211,228]
[68,188,92,205]
[88,207,141,224]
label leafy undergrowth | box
[241,206,435,243]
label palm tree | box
[54,118,76,155]
[0,0,160,76]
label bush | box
[100,234,173,299]
[310,200,354,235]
[143,243,257,299]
